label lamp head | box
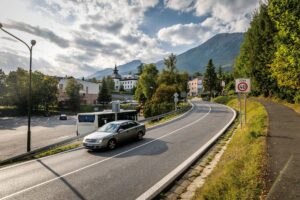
[31,40,36,46]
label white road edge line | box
[136,103,236,200]
[0,101,194,172]
[0,103,211,200]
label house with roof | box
[111,65,138,91]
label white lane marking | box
[137,103,236,200]
[0,101,195,172]
[0,104,211,200]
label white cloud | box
[164,0,194,11]
[157,23,213,46]
[0,0,164,77]
[159,0,259,46]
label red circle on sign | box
[238,82,248,91]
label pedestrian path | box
[258,100,300,200]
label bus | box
[76,110,138,135]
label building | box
[112,65,138,91]
[188,77,203,96]
[58,78,101,105]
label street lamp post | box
[0,23,36,152]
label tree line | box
[0,68,58,114]
[234,0,300,103]
[135,54,189,117]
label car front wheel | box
[107,139,117,150]
[137,131,144,140]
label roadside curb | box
[136,103,237,200]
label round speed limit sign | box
[235,79,251,93]
[238,82,248,92]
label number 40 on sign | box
[235,79,251,93]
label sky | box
[0,0,259,77]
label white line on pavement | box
[136,103,236,200]
[0,104,212,200]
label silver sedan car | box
[83,120,146,150]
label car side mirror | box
[118,129,124,133]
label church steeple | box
[113,64,118,75]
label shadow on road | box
[37,160,86,200]
[87,138,169,158]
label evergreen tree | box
[98,78,111,104]
[203,59,217,99]
[65,78,81,111]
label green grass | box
[212,95,235,104]
[34,142,81,159]
[193,98,268,200]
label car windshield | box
[98,123,119,133]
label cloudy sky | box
[0,0,259,77]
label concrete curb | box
[136,103,237,200]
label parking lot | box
[0,115,77,161]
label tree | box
[65,78,81,111]
[151,84,177,104]
[0,69,6,105]
[119,84,125,92]
[5,68,29,113]
[39,76,58,112]
[137,63,144,75]
[134,64,158,103]
[97,78,111,104]
[105,76,115,92]
[193,72,202,78]
[234,3,278,97]
[164,53,177,73]
[268,0,300,91]
[203,59,217,99]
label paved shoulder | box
[259,100,300,200]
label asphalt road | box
[0,100,234,200]
[0,115,77,161]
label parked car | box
[59,114,67,120]
[83,120,146,150]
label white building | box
[111,65,138,91]
[58,78,101,104]
[188,77,203,96]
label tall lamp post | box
[0,23,36,152]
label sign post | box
[174,93,179,111]
[235,79,251,127]
[112,101,120,121]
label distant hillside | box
[88,33,244,79]
[156,32,244,73]
[87,60,142,80]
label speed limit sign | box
[235,79,251,93]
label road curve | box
[0,100,234,200]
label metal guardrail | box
[0,103,192,166]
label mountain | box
[156,32,244,73]
[87,60,142,79]
[88,33,244,79]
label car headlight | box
[97,139,102,143]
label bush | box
[293,93,300,104]
[212,96,235,104]
[143,102,174,118]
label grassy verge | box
[146,102,191,128]
[34,141,81,159]
[194,98,268,200]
